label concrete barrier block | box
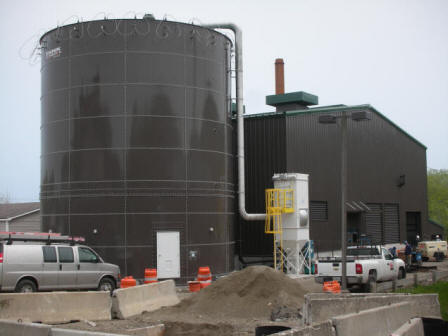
[0,320,51,336]
[51,329,130,336]
[303,293,440,324]
[390,318,424,336]
[126,324,165,336]
[273,320,335,336]
[112,280,179,319]
[331,302,413,336]
[433,270,448,282]
[0,291,111,324]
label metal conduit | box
[203,23,266,221]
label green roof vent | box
[266,91,318,111]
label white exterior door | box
[157,231,180,278]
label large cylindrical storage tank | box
[40,18,234,282]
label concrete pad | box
[331,302,413,336]
[112,280,179,319]
[303,293,440,324]
[390,318,424,336]
[0,319,51,336]
[0,291,111,324]
[126,324,165,336]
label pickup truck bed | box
[315,246,406,291]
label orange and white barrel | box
[197,266,212,289]
[144,268,158,284]
[120,276,137,288]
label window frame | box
[57,246,75,263]
[42,246,58,263]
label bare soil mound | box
[172,265,308,319]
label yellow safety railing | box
[265,188,294,270]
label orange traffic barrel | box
[188,281,201,292]
[197,266,212,288]
[331,282,341,294]
[144,268,158,284]
[323,280,341,294]
[120,276,137,288]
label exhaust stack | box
[275,58,285,94]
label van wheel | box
[15,279,37,293]
[98,278,115,293]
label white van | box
[0,232,120,293]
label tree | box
[427,169,448,233]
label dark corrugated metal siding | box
[239,105,428,255]
[384,204,400,244]
[310,201,328,221]
[237,115,286,257]
[366,203,382,244]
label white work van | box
[315,245,406,291]
[0,232,120,293]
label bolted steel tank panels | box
[40,18,234,282]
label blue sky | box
[0,0,447,202]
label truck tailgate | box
[317,260,355,277]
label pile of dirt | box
[170,265,308,320]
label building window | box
[310,201,328,221]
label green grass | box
[396,281,448,320]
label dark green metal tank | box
[40,18,234,282]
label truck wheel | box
[398,267,406,280]
[98,278,115,294]
[15,279,37,293]
[365,273,377,293]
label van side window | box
[58,247,74,263]
[42,246,57,262]
[78,247,98,263]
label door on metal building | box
[366,204,382,244]
[157,231,180,279]
[406,212,421,246]
[384,204,400,244]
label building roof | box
[429,219,445,229]
[244,104,426,149]
[0,202,40,220]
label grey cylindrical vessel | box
[40,18,234,282]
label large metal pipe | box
[203,23,266,221]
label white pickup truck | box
[315,246,406,291]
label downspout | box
[203,23,265,221]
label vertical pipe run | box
[202,23,266,221]
[275,58,285,95]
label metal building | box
[238,91,430,259]
[39,18,234,282]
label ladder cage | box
[264,188,294,270]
